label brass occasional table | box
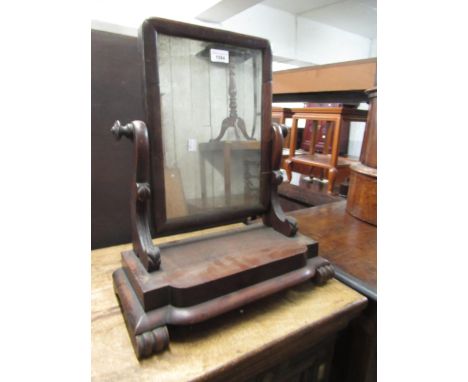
[92,225,367,382]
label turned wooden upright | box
[346,88,377,225]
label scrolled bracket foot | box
[314,261,335,286]
[144,246,161,273]
[135,326,170,360]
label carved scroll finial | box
[111,120,134,140]
[137,183,151,201]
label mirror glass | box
[156,33,263,220]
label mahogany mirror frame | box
[139,17,273,236]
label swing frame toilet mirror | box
[110,18,335,360]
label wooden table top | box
[290,201,377,299]
[92,225,367,382]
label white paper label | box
[188,138,198,152]
[290,172,301,186]
[210,49,229,64]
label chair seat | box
[291,153,357,169]
[282,148,306,157]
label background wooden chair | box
[284,107,367,193]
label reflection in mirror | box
[157,33,263,220]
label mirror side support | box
[262,123,298,237]
[111,120,161,272]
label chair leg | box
[327,167,337,193]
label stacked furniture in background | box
[284,107,367,193]
[346,88,377,225]
[286,88,377,382]
[110,18,336,360]
[272,106,293,125]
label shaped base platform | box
[113,224,334,359]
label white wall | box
[222,4,373,66]
[347,122,366,158]
[295,17,372,64]
[370,37,377,57]
[222,4,296,57]
[222,4,296,59]
[92,2,375,68]
[90,0,220,29]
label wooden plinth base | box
[346,163,377,225]
[113,224,334,359]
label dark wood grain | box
[273,90,369,104]
[263,123,298,236]
[290,201,376,293]
[290,200,376,382]
[93,238,367,381]
[111,121,161,271]
[279,180,343,207]
[114,224,335,359]
[288,99,377,382]
[330,299,376,382]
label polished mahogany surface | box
[110,18,335,360]
[290,201,376,296]
[92,231,367,381]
